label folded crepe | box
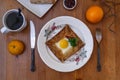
[30,0,56,4]
[46,24,85,62]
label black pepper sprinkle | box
[64,0,75,8]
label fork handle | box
[97,44,101,72]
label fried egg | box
[55,38,72,54]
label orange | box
[86,5,104,23]
[8,40,25,55]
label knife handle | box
[31,48,36,72]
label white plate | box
[17,0,57,18]
[37,16,93,72]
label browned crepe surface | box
[30,0,56,4]
[46,24,85,62]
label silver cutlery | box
[95,28,102,72]
[30,20,36,72]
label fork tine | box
[96,28,102,43]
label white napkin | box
[17,0,54,18]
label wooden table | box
[0,0,120,80]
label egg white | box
[55,38,72,54]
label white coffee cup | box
[1,9,27,34]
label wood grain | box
[0,0,120,80]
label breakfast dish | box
[37,16,93,72]
[46,24,85,62]
[30,0,56,4]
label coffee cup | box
[1,9,27,34]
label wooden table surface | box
[0,0,120,80]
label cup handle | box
[1,27,9,34]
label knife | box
[30,20,36,72]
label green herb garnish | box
[68,37,78,47]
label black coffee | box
[6,12,23,30]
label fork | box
[95,28,102,72]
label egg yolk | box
[59,39,68,48]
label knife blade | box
[30,20,36,72]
